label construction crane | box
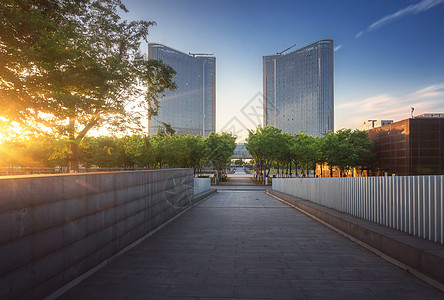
[189,52,214,57]
[276,43,297,55]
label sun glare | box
[0,117,27,144]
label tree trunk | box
[68,141,79,173]
[257,161,260,180]
[67,117,79,173]
[260,161,264,183]
[67,115,99,173]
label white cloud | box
[408,82,444,99]
[335,83,444,130]
[355,0,444,38]
[355,31,364,38]
[334,45,342,52]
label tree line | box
[246,126,375,182]
[0,132,236,178]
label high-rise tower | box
[263,39,334,136]
[148,43,215,137]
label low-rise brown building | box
[367,117,444,176]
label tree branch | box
[76,116,100,141]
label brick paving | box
[59,191,444,299]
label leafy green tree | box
[122,135,153,167]
[335,129,355,176]
[348,130,375,176]
[319,129,374,177]
[316,135,328,177]
[246,126,285,183]
[246,127,265,180]
[162,135,187,167]
[0,0,176,172]
[291,132,319,177]
[145,135,167,168]
[321,131,340,177]
[273,132,292,177]
[204,132,236,184]
[83,136,126,168]
[0,135,59,168]
[184,135,206,174]
[309,136,322,177]
[78,137,95,170]
[234,159,244,166]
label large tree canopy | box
[0,0,176,171]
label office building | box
[367,116,444,175]
[263,39,334,136]
[148,43,215,137]
[416,113,444,118]
[232,144,252,159]
[359,120,393,130]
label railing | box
[272,176,444,244]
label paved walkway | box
[227,167,254,179]
[219,177,258,186]
[60,191,444,299]
[222,167,258,186]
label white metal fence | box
[272,176,444,244]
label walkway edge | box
[44,189,217,300]
[266,189,444,291]
[194,188,217,202]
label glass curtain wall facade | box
[367,117,444,175]
[263,39,334,136]
[148,43,215,137]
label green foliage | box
[321,129,375,176]
[121,135,152,167]
[0,133,228,174]
[245,126,375,179]
[0,134,70,168]
[234,159,244,166]
[185,135,206,173]
[290,132,319,176]
[1,127,371,177]
[157,122,177,136]
[78,136,128,168]
[204,132,236,180]
[0,0,176,171]
[246,126,286,180]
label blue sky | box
[124,0,444,139]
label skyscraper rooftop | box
[263,39,334,136]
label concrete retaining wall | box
[0,169,194,299]
[273,176,444,244]
[194,178,211,195]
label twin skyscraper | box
[148,43,216,137]
[148,40,334,137]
